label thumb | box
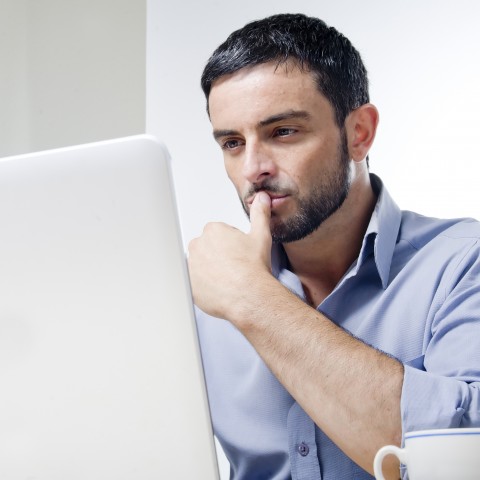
[249,191,272,241]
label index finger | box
[249,191,272,240]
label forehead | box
[208,61,335,128]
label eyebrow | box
[259,109,311,127]
[213,129,239,141]
[212,109,311,141]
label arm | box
[188,192,403,477]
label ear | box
[345,104,379,162]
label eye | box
[274,127,296,137]
[221,138,244,151]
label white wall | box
[147,0,480,248]
[147,3,480,476]
[0,0,146,157]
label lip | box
[246,192,289,208]
[269,194,288,208]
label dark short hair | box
[201,13,370,127]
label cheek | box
[293,141,340,179]
[285,158,314,186]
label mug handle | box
[373,445,406,480]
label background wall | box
[147,0,480,247]
[0,0,146,157]
[3,0,478,245]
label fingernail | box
[256,191,271,206]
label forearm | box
[230,273,404,476]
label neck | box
[283,169,376,306]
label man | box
[187,13,480,480]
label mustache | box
[241,181,295,217]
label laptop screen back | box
[0,135,219,479]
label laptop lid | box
[0,135,219,479]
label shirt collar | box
[271,174,402,290]
[364,174,402,288]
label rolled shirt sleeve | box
[401,242,480,437]
[402,367,480,433]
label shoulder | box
[399,211,480,251]
[387,213,480,304]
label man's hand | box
[187,191,273,319]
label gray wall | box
[0,0,146,157]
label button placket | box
[287,403,322,479]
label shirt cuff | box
[400,365,468,444]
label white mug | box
[373,428,480,480]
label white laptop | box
[0,135,220,479]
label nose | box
[241,141,277,184]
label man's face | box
[208,61,352,243]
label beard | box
[242,129,351,244]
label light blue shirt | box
[195,175,480,479]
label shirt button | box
[297,442,310,457]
